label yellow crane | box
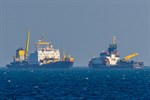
[123,53,138,61]
[25,30,30,60]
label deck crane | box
[25,30,30,60]
[123,53,138,61]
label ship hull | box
[89,63,144,69]
[7,61,73,69]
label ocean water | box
[0,67,150,100]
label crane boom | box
[25,30,30,60]
[123,53,138,61]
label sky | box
[0,0,150,67]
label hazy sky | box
[0,0,150,66]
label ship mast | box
[112,36,117,45]
[42,32,44,42]
[62,48,66,61]
[108,36,117,54]
[36,33,51,50]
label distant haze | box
[0,0,150,67]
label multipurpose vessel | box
[89,37,144,68]
[7,31,74,68]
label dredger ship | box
[7,31,74,68]
[89,37,144,68]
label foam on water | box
[0,67,150,99]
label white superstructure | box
[29,34,60,65]
[106,54,120,65]
[89,36,120,66]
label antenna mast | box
[112,36,117,44]
[42,32,44,42]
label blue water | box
[0,67,150,100]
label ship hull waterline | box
[7,61,73,69]
[89,64,144,69]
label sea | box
[0,67,150,100]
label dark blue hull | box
[7,61,73,69]
[89,63,144,69]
